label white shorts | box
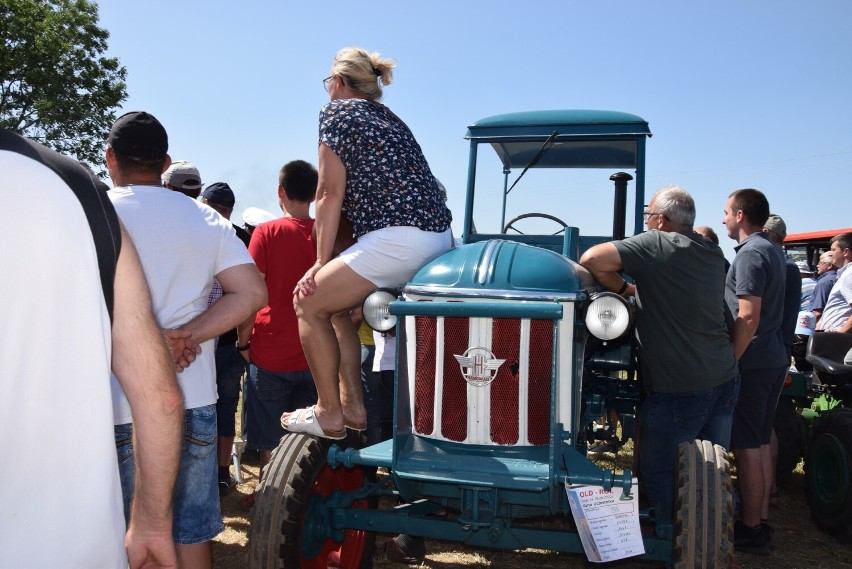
[340,226,453,288]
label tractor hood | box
[403,240,595,301]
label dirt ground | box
[211,448,852,569]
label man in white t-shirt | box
[105,111,267,568]
[818,233,852,333]
[0,127,184,568]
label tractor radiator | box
[409,316,554,446]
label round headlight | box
[585,292,632,341]
[362,288,398,332]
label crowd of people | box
[1,46,451,569]
[2,44,849,568]
[582,187,852,557]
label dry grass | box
[210,444,852,569]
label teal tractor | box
[248,111,733,568]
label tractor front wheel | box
[247,431,373,568]
[672,439,734,569]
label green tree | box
[0,0,127,172]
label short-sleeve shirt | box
[810,269,837,312]
[615,230,738,393]
[319,98,452,238]
[782,256,803,353]
[724,232,788,370]
[800,276,816,310]
[820,264,852,330]
[1,128,127,568]
[108,185,255,423]
[247,216,316,372]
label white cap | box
[242,207,277,227]
[795,310,816,336]
[162,160,202,190]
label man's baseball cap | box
[764,214,787,240]
[107,111,168,160]
[201,182,236,208]
[162,160,202,190]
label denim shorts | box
[215,344,247,437]
[114,404,224,544]
[245,364,317,451]
[638,375,740,522]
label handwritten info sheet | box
[565,479,644,562]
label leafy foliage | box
[0,0,127,173]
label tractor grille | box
[411,316,554,445]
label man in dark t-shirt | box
[581,185,738,528]
[723,189,787,555]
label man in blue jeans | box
[581,185,739,533]
[106,112,267,567]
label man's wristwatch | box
[236,342,251,352]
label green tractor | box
[775,331,852,541]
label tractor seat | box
[806,332,852,376]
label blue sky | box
[96,1,852,260]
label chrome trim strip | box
[403,286,586,302]
[477,240,501,285]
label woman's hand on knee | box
[294,262,323,297]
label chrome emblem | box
[454,348,506,386]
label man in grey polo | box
[722,188,787,555]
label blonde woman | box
[286,47,453,439]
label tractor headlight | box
[362,288,398,332]
[585,292,632,341]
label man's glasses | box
[642,211,663,221]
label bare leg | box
[290,258,376,434]
[259,450,273,480]
[217,436,234,469]
[733,447,764,527]
[332,311,367,428]
[769,429,779,496]
[176,542,212,569]
[759,443,773,520]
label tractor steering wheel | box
[502,213,569,235]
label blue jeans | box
[115,404,224,544]
[638,375,740,523]
[244,364,317,451]
[215,344,247,438]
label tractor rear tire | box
[804,407,852,542]
[672,440,734,569]
[247,431,373,568]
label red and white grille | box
[403,307,574,446]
